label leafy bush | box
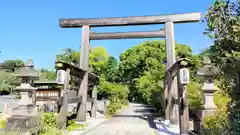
[0,70,15,92]
[39,112,89,133]
[98,76,129,116]
[0,119,6,129]
[150,88,165,116]
[201,106,240,135]
[40,112,57,127]
[39,112,58,134]
[228,101,240,134]
[187,82,203,111]
[201,110,228,135]
[201,90,240,135]
[214,90,231,111]
[105,102,122,116]
[40,126,64,135]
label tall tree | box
[2,59,24,72]
[204,0,240,77]
[119,40,202,108]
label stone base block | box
[6,114,40,132]
[197,108,217,120]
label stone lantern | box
[14,59,38,105]
[196,56,218,118]
[5,59,40,132]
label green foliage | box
[67,123,87,131]
[41,112,57,127]
[100,56,120,82]
[39,112,65,134]
[98,76,129,100]
[40,126,64,135]
[228,106,240,134]
[105,102,123,116]
[135,71,164,114]
[98,76,129,115]
[204,0,240,76]
[119,41,166,102]
[39,68,56,80]
[0,70,15,92]
[1,59,24,72]
[201,111,228,135]
[201,96,239,135]
[89,46,109,73]
[214,90,231,111]
[119,40,201,107]
[187,82,203,110]
[15,92,21,99]
[39,112,87,134]
[56,48,77,65]
[201,90,231,135]
[56,46,109,74]
[0,119,6,128]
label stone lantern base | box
[5,91,40,133]
[201,108,217,119]
[6,105,40,131]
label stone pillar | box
[201,76,217,118]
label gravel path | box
[81,103,157,135]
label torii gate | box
[58,12,201,133]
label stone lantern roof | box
[14,59,39,80]
[196,56,217,77]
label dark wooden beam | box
[89,30,165,40]
[59,12,201,28]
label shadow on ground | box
[112,103,179,135]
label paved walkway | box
[82,103,158,135]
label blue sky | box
[0,0,214,70]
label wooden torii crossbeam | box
[58,12,201,134]
[59,12,201,27]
